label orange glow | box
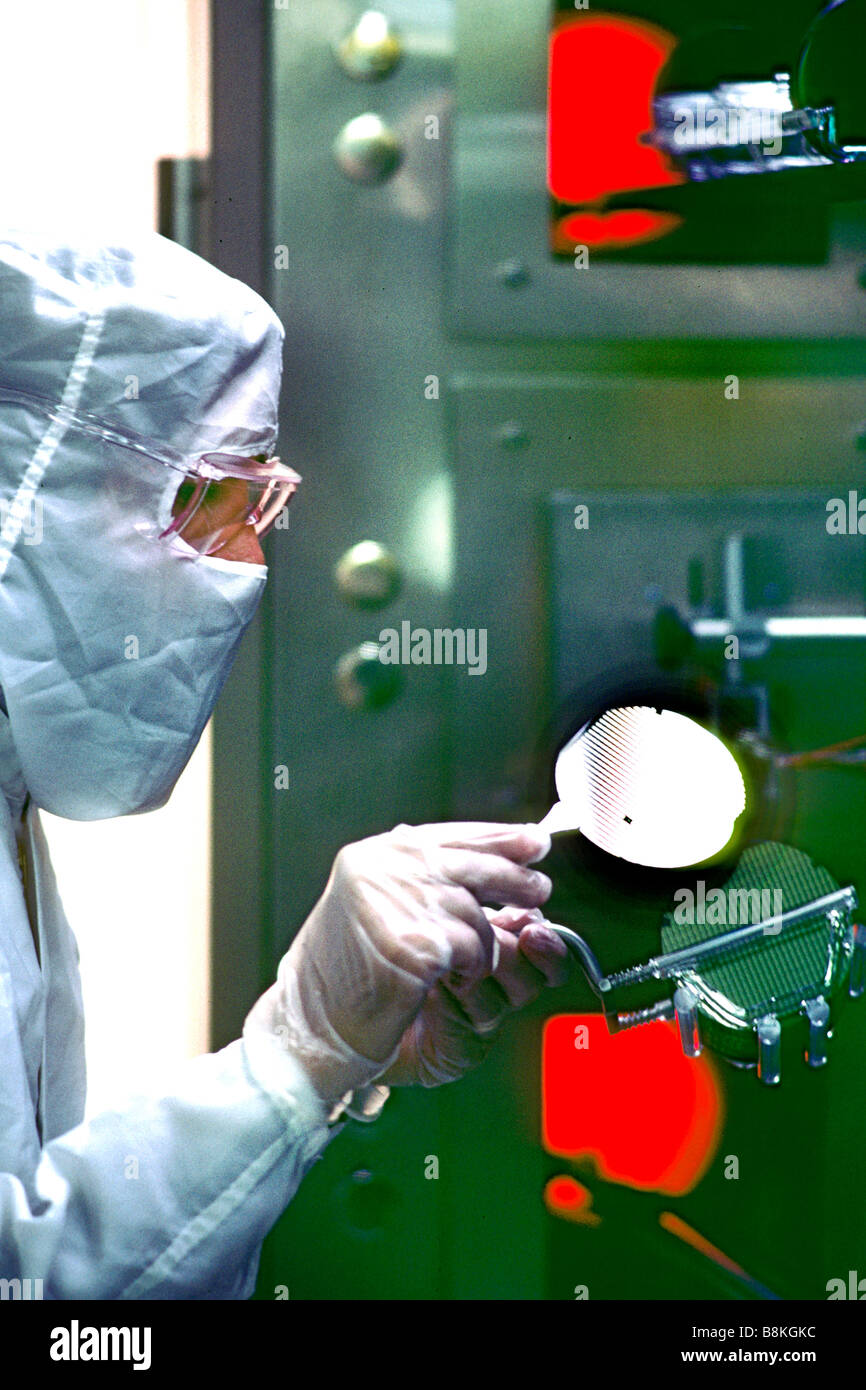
[659,1211,748,1278]
[544,1175,602,1226]
[659,1211,778,1298]
[554,209,682,252]
[542,1014,722,1195]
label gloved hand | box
[376,904,570,1086]
[243,822,562,1106]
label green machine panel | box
[212,0,866,1299]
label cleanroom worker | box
[0,231,568,1298]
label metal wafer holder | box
[548,843,864,1085]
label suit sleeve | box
[0,1036,342,1300]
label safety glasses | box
[0,385,300,559]
[159,451,301,558]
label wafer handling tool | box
[546,842,863,1084]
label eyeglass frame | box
[158,450,302,552]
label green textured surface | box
[661,843,847,1059]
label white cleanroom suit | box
[0,230,565,1300]
[0,230,338,1299]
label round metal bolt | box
[334,113,403,184]
[335,540,401,609]
[495,420,530,448]
[494,258,531,288]
[334,641,402,710]
[335,11,403,81]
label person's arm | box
[242,821,560,1100]
[3,819,559,1298]
[0,1035,339,1299]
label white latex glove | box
[378,904,570,1086]
[243,822,554,1106]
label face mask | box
[0,231,285,821]
[0,393,267,820]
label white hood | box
[0,230,284,819]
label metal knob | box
[334,113,403,184]
[756,1014,782,1085]
[335,541,401,609]
[334,641,401,710]
[674,984,702,1058]
[335,11,403,81]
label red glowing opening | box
[542,1014,722,1196]
[548,14,684,249]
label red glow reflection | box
[544,1175,602,1226]
[555,209,681,250]
[542,1014,722,1195]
